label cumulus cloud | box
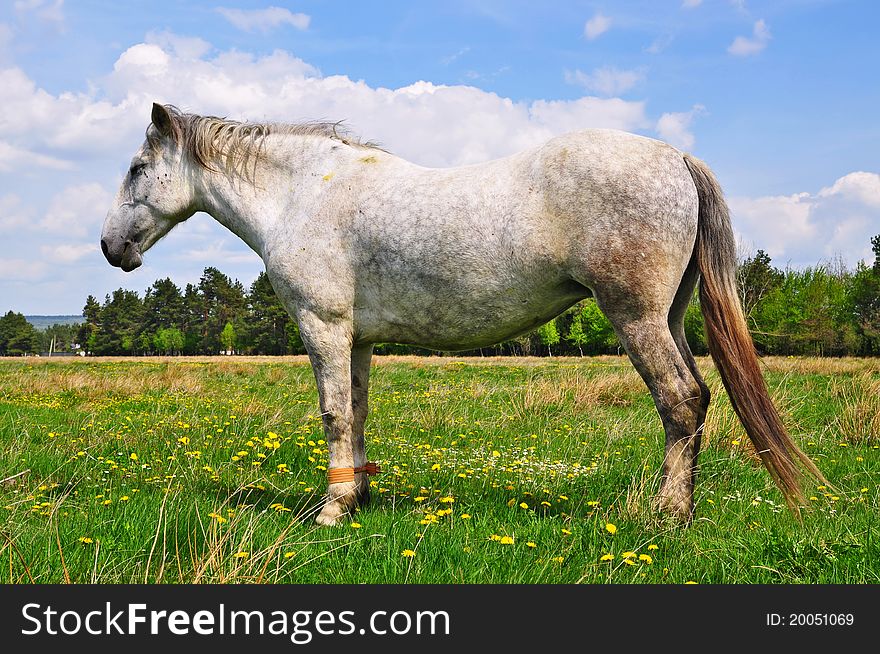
[216,6,310,33]
[564,66,645,96]
[0,34,697,311]
[655,104,705,150]
[730,172,880,268]
[728,19,771,56]
[40,183,114,238]
[584,13,611,40]
[0,40,651,168]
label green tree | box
[196,267,246,354]
[154,327,184,355]
[242,272,292,354]
[566,313,587,356]
[0,311,39,355]
[90,290,144,355]
[42,323,80,354]
[738,250,784,321]
[77,294,101,353]
[847,235,880,354]
[220,322,236,354]
[536,319,560,357]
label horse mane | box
[148,105,383,176]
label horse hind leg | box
[667,257,711,481]
[600,300,705,521]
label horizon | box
[1,1,878,314]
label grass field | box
[0,355,877,584]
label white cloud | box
[564,66,645,96]
[216,6,310,33]
[584,13,611,40]
[0,34,695,312]
[682,0,702,7]
[145,31,212,60]
[2,39,644,168]
[40,242,98,264]
[441,47,470,66]
[0,193,32,232]
[728,19,771,56]
[0,257,47,282]
[40,183,113,238]
[655,104,705,150]
[646,34,674,55]
[0,139,73,171]
[730,172,880,268]
[817,171,880,208]
[14,0,64,28]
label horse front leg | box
[351,344,374,507]
[297,311,358,526]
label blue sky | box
[1,0,878,314]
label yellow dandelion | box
[499,536,514,545]
[526,542,537,548]
[647,544,659,551]
[562,528,572,536]
[129,453,138,461]
[401,549,416,558]
[639,554,653,564]
[284,551,296,558]
[605,523,617,535]
[232,552,249,559]
[552,556,565,563]
[439,496,454,503]
[685,581,697,585]
[519,502,529,509]
[350,522,362,529]
[208,512,227,524]
[460,513,472,519]
[622,551,636,559]
[78,537,94,544]
[623,558,637,566]
[599,553,614,562]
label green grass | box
[0,355,877,584]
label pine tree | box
[0,311,39,355]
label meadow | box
[0,355,877,584]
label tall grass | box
[0,355,876,583]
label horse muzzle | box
[101,237,143,272]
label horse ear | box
[151,103,175,139]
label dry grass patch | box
[830,372,880,444]
[2,364,204,397]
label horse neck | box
[194,135,341,258]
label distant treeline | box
[2,235,879,357]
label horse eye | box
[129,163,147,176]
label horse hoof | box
[316,501,348,526]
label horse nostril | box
[101,239,109,257]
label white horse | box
[102,104,823,525]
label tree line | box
[1,234,878,357]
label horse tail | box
[683,153,826,513]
